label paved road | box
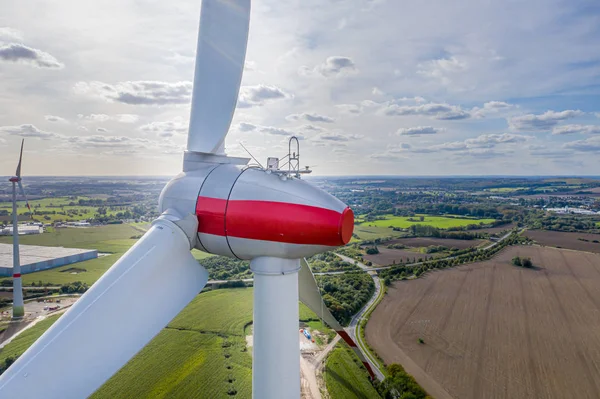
[336,254,386,381]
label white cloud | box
[417,56,467,85]
[0,124,58,139]
[45,115,68,123]
[0,27,23,42]
[115,114,139,123]
[0,43,63,69]
[552,124,600,135]
[78,113,139,123]
[300,56,356,77]
[335,104,362,115]
[286,113,334,123]
[372,87,384,96]
[74,81,193,105]
[139,118,187,138]
[236,122,258,132]
[396,126,443,136]
[313,132,363,142]
[464,133,529,147]
[382,102,471,120]
[509,110,584,131]
[563,136,600,152]
[237,85,291,108]
[471,101,517,118]
[234,122,294,137]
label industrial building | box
[0,225,44,236]
[0,243,98,277]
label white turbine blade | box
[298,258,376,380]
[187,0,251,154]
[15,139,24,177]
[0,219,209,399]
[17,180,33,218]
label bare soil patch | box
[60,267,87,274]
[364,248,423,266]
[476,223,515,234]
[388,237,483,250]
[366,246,600,399]
[525,230,600,253]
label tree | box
[366,246,379,255]
[512,256,522,267]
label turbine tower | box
[8,139,30,319]
[0,1,364,398]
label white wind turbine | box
[0,1,373,398]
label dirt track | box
[366,246,600,399]
[525,230,600,253]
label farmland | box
[1,288,375,398]
[353,224,404,241]
[366,246,600,399]
[364,247,426,266]
[525,230,600,253]
[363,237,486,266]
[0,196,131,223]
[325,343,382,399]
[388,237,484,250]
[358,214,496,229]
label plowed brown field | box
[366,246,600,399]
[525,230,600,253]
[364,248,422,266]
[388,237,484,250]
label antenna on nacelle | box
[266,136,312,178]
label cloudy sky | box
[1,0,599,176]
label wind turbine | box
[0,1,366,398]
[8,139,32,319]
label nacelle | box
[159,162,354,260]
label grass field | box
[486,187,526,193]
[1,288,367,398]
[359,214,495,229]
[353,224,404,241]
[0,196,131,222]
[0,314,61,365]
[325,343,382,399]
[0,223,138,251]
[367,246,600,399]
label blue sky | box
[0,0,599,176]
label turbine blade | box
[17,181,33,219]
[0,219,209,398]
[15,139,24,177]
[299,258,376,380]
[187,0,251,154]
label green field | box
[0,288,377,398]
[353,225,404,241]
[0,314,61,366]
[486,187,526,193]
[0,196,130,222]
[358,214,495,229]
[0,223,138,251]
[325,343,382,399]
